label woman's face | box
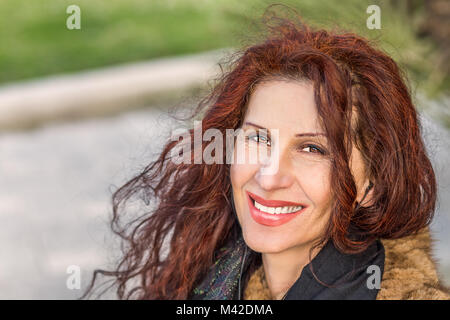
[230,79,369,254]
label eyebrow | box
[243,121,327,137]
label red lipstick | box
[246,191,307,227]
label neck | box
[261,242,322,300]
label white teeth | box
[254,200,303,214]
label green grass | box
[0,0,447,97]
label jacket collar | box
[282,237,385,299]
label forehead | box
[244,79,323,133]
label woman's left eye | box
[301,144,324,155]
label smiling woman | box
[82,7,450,300]
[230,80,346,299]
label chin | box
[241,228,291,254]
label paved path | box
[0,49,228,131]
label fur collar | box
[244,227,450,300]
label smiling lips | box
[246,191,307,227]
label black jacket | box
[189,227,385,300]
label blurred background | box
[0,0,449,299]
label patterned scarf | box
[189,233,253,300]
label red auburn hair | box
[83,7,436,299]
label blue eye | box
[246,134,271,146]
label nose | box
[253,147,295,191]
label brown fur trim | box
[243,227,450,300]
[377,227,450,300]
[243,263,272,300]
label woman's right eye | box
[246,134,271,146]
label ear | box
[356,180,375,208]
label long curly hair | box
[82,6,436,300]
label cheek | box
[230,162,257,190]
[230,163,254,226]
[314,171,332,205]
[230,164,246,210]
[230,163,244,188]
[294,165,333,241]
[230,162,261,213]
[296,162,332,208]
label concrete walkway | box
[0,49,230,132]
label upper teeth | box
[254,200,303,214]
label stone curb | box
[0,49,230,131]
